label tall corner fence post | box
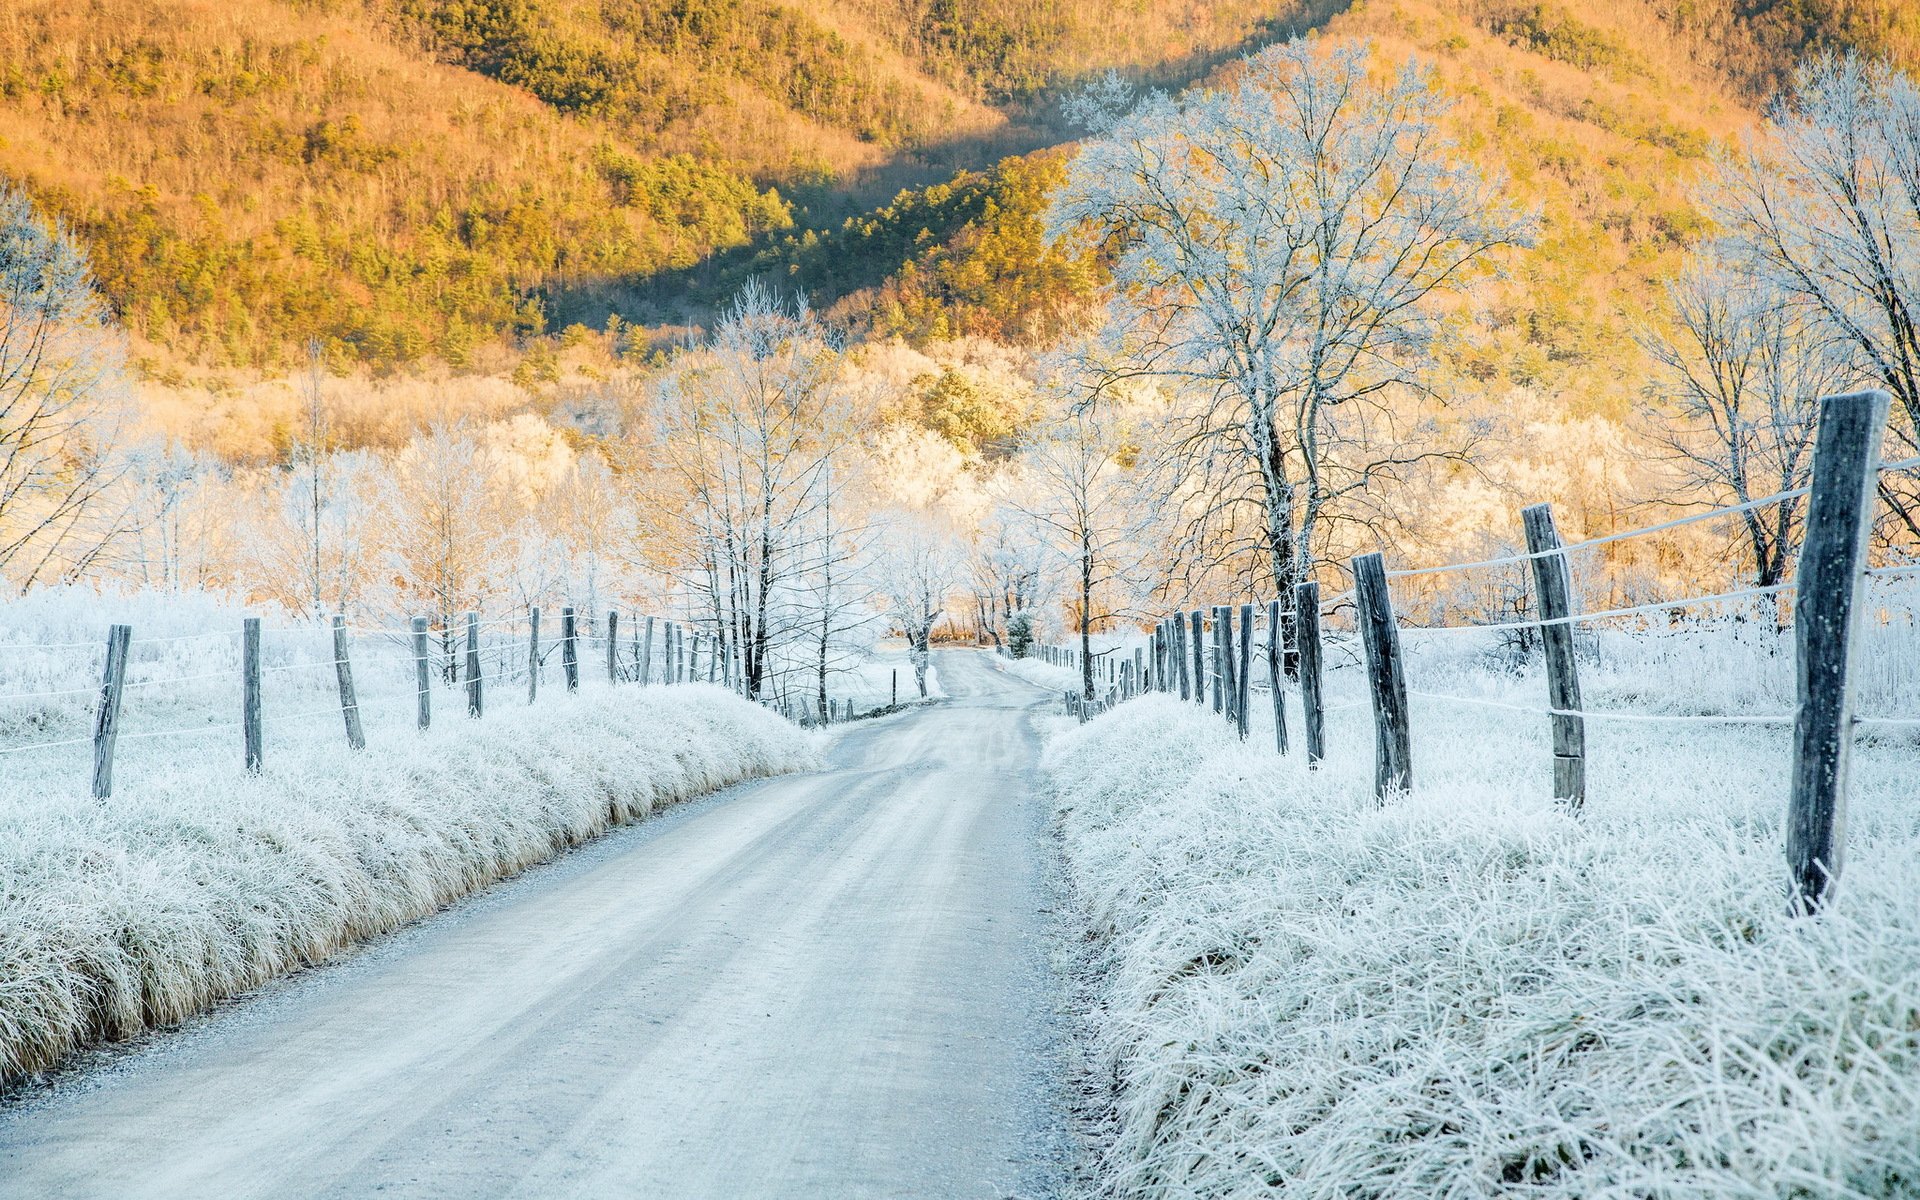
[1523,502,1586,810]
[465,611,483,718]
[1353,552,1412,801]
[1267,599,1288,754]
[1219,605,1237,723]
[606,610,619,683]
[411,616,431,730]
[1237,602,1253,741]
[91,623,132,800]
[528,605,541,705]
[242,616,263,774]
[1295,582,1324,766]
[562,606,579,693]
[1787,388,1890,915]
[331,613,365,751]
[1189,609,1204,707]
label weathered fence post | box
[1296,582,1325,766]
[1190,610,1205,707]
[412,616,431,730]
[641,615,655,685]
[1211,607,1225,714]
[1523,503,1586,809]
[465,612,483,718]
[243,616,262,773]
[1133,647,1145,698]
[1175,613,1191,701]
[1267,599,1289,754]
[1354,553,1412,800]
[607,610,620,683]
[332,614,366,750]
[1237,602,1253,741]
[892,668,898,707]
[1219,605,1237,722]
[91,623,131,800]
[562,606,579,692]
[1787,389,1890,914]
[527,605,541,704]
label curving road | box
[0,651,1073,1199]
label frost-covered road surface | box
[0,651,1071,1199]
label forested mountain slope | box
[1,0,1915,378]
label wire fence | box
[1035,390,1917,913]
[0,603,893,796]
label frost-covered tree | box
[878,511,963,698]
[1640,256,1851,587]
[1704,53,1920,539]
[1047,40,1533,647]
[1010,402,1145,701]
[0,186,131,587]
[644,283,866,698]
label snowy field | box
[0,591,819,1085]
[1046,621,1920,1197]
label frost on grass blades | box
[0,592,819,1086]
[1047,694,1920,1197]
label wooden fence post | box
[465,612,483,718]
[1354,553,1412,800]
[91,623,131,800]
[1296,582,1325,766]
[527,606,541,704]
[1267,599,1289,754]
[1210,607,1225,714]
[1523,503,1586,809]
[1167,614,1182,698]
[243,617,262,773]
[641,615,655,685]
[1182,606,1198,702]
[332,614,366,750]
[607,610,619,683]
[562,606,579,692]
[1788,389,1890,914]
[1237,602,1254,740]
[412,616,431,730]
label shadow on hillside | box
[542,0,1353,335]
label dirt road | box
[0,651,1072,1199]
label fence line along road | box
[1034,390,1909,916]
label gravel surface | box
[0,650,1075,1199]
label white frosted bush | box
[1050,695,1920,1197]
[0,683,817,1083]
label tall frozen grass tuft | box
[1049,694,1920,1197]
[0,683,817,1085]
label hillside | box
[1,0,1917,383]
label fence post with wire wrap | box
[412,616,431,730]
[1354,553,1411,799]
[1787,389,1890,915]
[465,612,483,718]
[243,617,263,773]
[1296,583,1326,766]
[562,607,579,693]
[1523,503,1586,810]
[90,624,131,800]
[331,614,366,751]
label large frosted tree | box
[1704,52,1920,541]
[1048,40,1533,650]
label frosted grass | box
[0,683,818,1085]
[1049,694,1920,1197]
